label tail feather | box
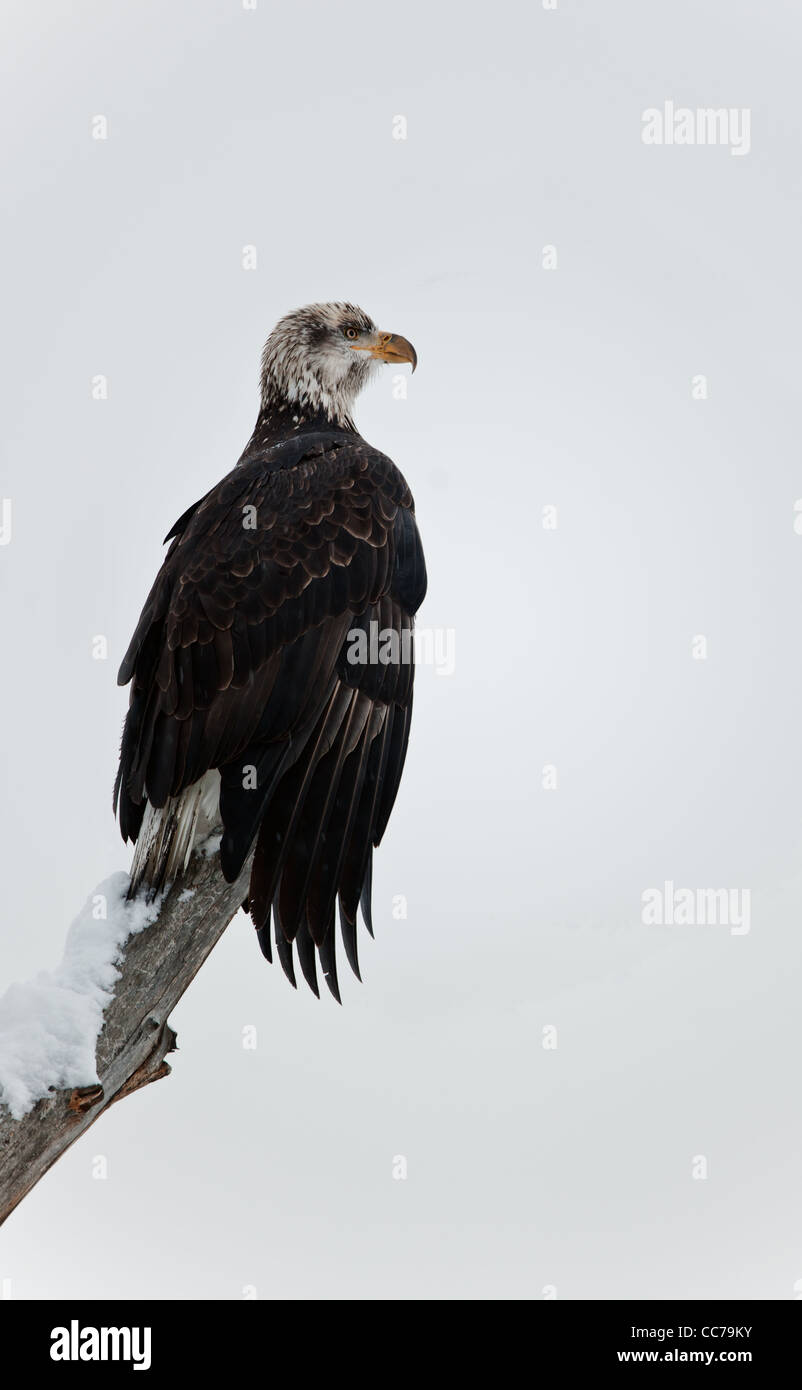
[128,770,221,900]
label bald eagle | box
[113,303,426,1000]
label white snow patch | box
[198,831,222,858]
[177,888,195,903]
[0,872,161,1120]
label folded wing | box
[114,432,427,998]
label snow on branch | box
[0,875,161,1120]
[0,845,250,1227]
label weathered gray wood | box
[0,846,251,1227]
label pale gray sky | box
[1,0,801,1298]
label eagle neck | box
[245,398,357,452]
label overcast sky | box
[1,0,801,1299]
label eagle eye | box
[344,327,358,340]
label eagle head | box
[260,302,417,427]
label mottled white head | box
[260,301,417,428]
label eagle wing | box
[114,431,427,997]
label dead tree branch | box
[0,847,250,1227]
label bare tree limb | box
[0,846,250,1228]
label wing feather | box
[116,430,427,993]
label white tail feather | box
[129,770,222,898]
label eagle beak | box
[355,331,417,373]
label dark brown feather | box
[116,428,426,994]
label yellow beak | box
[352,331,417,372]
